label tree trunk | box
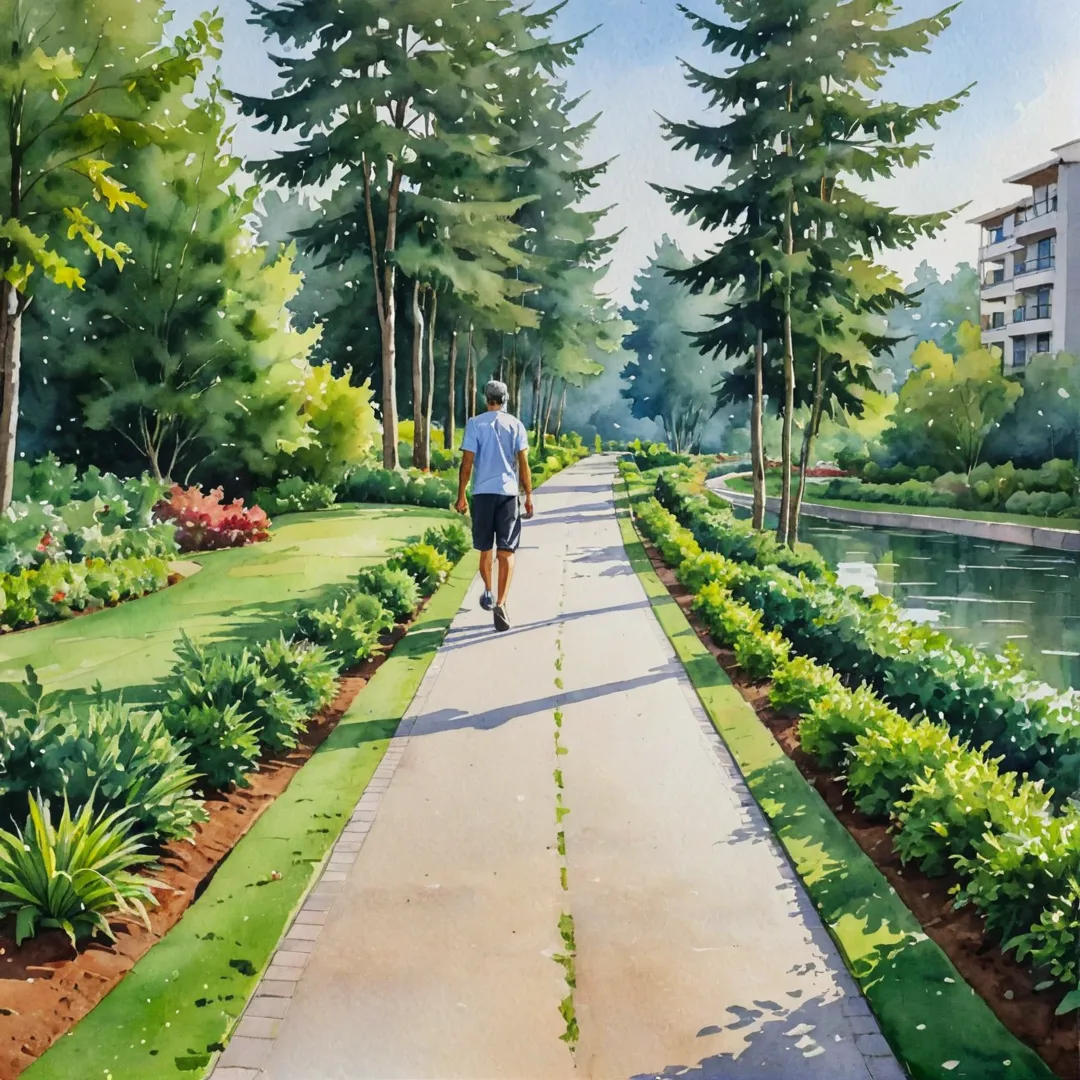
[776,194,796,546]
[466,327,476,420]
[531,342,543,435]
[541,376,557,444]
[789,353,827,548]
[554,382,567,440]
[422,290,437,465]
[446,320,459,453]
[411,280,426,470]
[750,342,766,532]
[0,284,23,511]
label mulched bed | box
[0,615,416,1080]
[640,537,1080,1080]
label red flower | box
[37,532,53,552]
[51,591,66,603]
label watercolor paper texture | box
[0,1,1076,1079]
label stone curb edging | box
[711,475,1080,552]
[209,647,450,1080]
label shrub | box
[388,542,453,596]
[422,521,470,563]
[692,582,762,648]
[341,467,454,509]
[252,476,337,516]
[0,699,205,843]
[1008,882,1080,996]
[845,713,971,819]
[354,564,421,622]
[0,794,161,946]
[164,702,261,790]
[769,655,843,716]
[295,593,392,666]
[798,685,896,770]
[677,552,740,595]
[894,756,1046,877]
[734,627,790,681]
[594,434,603,453]
[257,636,339,714]
[168,635,309,756]
[155,485,271,552]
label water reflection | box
[800,521,1080,689]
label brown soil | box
[0,615,416,1080]
[640,538,1080,1080]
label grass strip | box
[614,481,1055,1080]
[24,552,479,1080]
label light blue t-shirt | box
[462,410,530,496]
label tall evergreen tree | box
[658,0,966,543]
[621,238,728,453]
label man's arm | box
[518,450,534,519]
[456,451,474,515]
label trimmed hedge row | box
[653,464,1080,797]
[629,476,1080,1012]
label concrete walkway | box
[213,457,904,1080]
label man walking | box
[456,380,533,632]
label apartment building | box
[972,137,1080,371]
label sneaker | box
[480,590,494,611]
[493,604,510,633]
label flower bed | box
[624,461,1080,1050]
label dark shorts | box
[471,494,521,553]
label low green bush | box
[676,551,740,595]
[164,702,261,790]
[0,698,205,843]
[734,626,789,681]
[354,564,421,622]
[768,655,843,716]
[341,467,454,509]
[845,712,970,819]
[422,521,470,563]
[798,685,897,769]
[295,593,392,666]
[257,636,340,714]
[692,582,762,648]
[253,476,337,515]
[388,542,453,596]
[0,794,160,946]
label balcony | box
[1013,304,1052,323]
[1016,195,1058,224]
[1015,254,1056,275]
[981,267,1014,300]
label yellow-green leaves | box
[69,158,148,213]
[63,207,132,271]
[0,220,85,291]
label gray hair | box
[484,379,509,406]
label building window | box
[1037,333,1051,354]
[1013,338,1028,367]
[1035,288,1051,319]
[991,311,1006,329]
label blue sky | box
[179,0,1080,303]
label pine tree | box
[658,0,967,543]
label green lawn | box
[0,503,456,709]
[723,475,1080,532]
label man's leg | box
[496,549,515,606]
[479,549,494,595]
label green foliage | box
[733,626,789,682]
[257,636,339,715]
[354,565,422,623]
[163,702,260,792]
[0,699,204,843]
[388,543,453,597]
[0,795,160,946]
[422,522,470,564]
[341,468,454,510]
[295,594,391,667]
[620,243,729,453]
[845,712,970,819]
[676,551,740,596]
[885,324,1023,473]
[253,477,338,516]
[692,582,762,649]
[769,655,843,716]
[167,634,309,757]
[798,686,897,770]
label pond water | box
[795,518,1080,690]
